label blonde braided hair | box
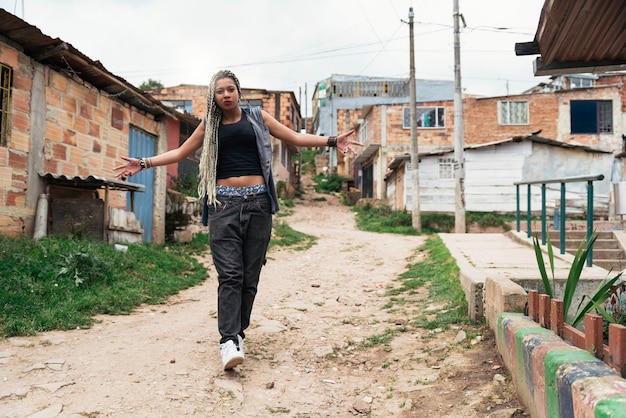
[197,70,242,204]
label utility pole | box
[408,7,421,232]
[453,0,466,233]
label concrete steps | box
[547,230,626,272]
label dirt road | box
[0,180,526,417]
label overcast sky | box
[2,0,549,109]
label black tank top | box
[216,115,263,179]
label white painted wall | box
[398,140,614,214]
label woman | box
[115,70,361,370]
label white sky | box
[2,0,549,112]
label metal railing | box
[514,174,605,267]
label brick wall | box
[0,41,161,237]
[463,94,560,144]
[463,86,623,151]
[43,69,160,199]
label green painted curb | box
[545,350,596,418]
[515,327,553,383]
[594,394,626,418]
[496,312,525,346]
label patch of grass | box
[0,234,209,337]
[300,148,318,175]
[313,173,350,193]
[467,212,514,231]
[388,235,470,330]
[422,213,455,233]
[361,328,399,352]
[169,232,210,255]
[268,221,317,251]
[266,406,291,414]
[353,203,418,235]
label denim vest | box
[242,107,280,214]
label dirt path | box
[0,178,526,418]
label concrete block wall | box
[495,312,626,417]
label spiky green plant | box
[533,232,623,327]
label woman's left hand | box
[336,129,363,154]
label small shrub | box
[353,203,417,235]
[276,180,288,198]
[169,171,199,197]
[300,148,318,174]
[279,197,294,208]
[467,212,513,231]
[313,173,349,193]
[422,213,454,233]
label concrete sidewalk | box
[440,231,609,284]
[440,231,612,320]
[440,231,626,418]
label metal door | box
[362,164,373,198]
[128,127,155,242]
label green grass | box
[390,235,469,329]
[0,234,210,337]
[269,221,317,251]
[300,148,318,175]
[353,207,515,234]
[313,173,351,193]
[353,203,419,235]
[350,202,472,333]
[0,215,318,338]
[356,235,472,352]
[348,203,473,351]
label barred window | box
[498,100,528,125]
[0,63,12,147]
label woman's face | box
[214,77,239,111]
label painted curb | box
[496,313,626,417]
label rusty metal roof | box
[0,9,174,118]
[39,173,144,192]
[515,0,626,75]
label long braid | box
[197,70,241,204]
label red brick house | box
[355,73,626,213]
[0,10,199,243]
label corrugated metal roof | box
[515,0,626,75]
[39,173,144,192]
[0,9,175,118]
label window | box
[498,101,528,125]
[403,106,446,129]
[168,100,192,113]
[0,63,12,147]
[570,100,612,134]
[439,157,454,179]
[569,76,595,89]
[360,121,368,143]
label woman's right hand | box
[114,156,142,179]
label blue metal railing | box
[514,174,604,267]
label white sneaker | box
[220,340,244,370]
[237,335,245,358]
